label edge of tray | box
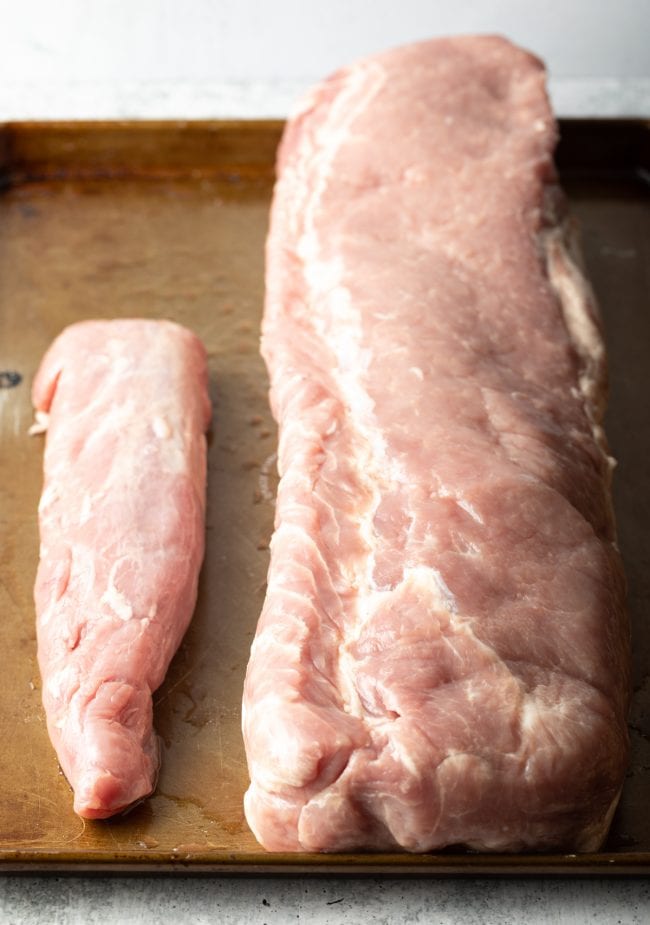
[0,119,285,183]
[0,118,648,185]
[2,848,650,877]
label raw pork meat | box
[243,36,630,853]
[32,319,210,819]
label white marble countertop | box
[1,873,649,924]
[2,65,649,924]
[0,77,649,122]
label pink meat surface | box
[32,319,210,819]
[243,36,630,853]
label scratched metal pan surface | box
[0,120,648,874]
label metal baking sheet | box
[0,119,648,874]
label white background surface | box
[1,875,650,924]
[0,0,649,118]
[1,2,649,923]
